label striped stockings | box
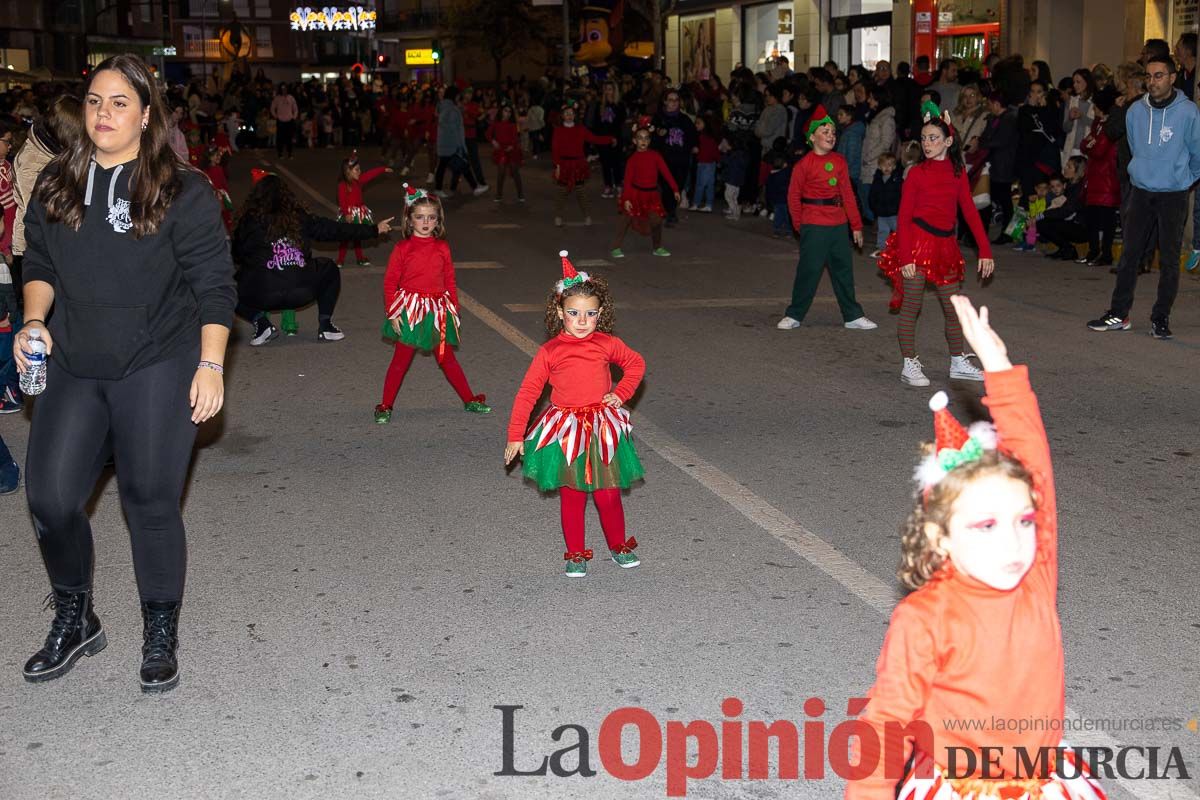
[897,277,964,359]
[555,184,591,217]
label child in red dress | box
[486,104,525,203]
[336,151,392,267]
[845,297,1105,800]
[551,103,614,227]
[505,252,645,578]
[375,185,490,424]
[610,118,679,258]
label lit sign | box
[290,6,378,31]
[405,49,436,65]
[152,46,178,56]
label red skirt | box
[620,187,666,234]
[493,146,524,167]
[556,159,590,188]
[880,227,966,287]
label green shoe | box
[610,537,641,568]
[464,394,491,414]
[652,247,671,257]
[374,404,392,424]
[610,248,625,259]
[564,550,592,577]
[357,259,372,267]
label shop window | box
[831,0,892,15]
[742,2,794,71]
[255,25,273,58]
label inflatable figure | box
[574,0,654,78]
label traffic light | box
[376,53,385,65]
[431,39,442,62]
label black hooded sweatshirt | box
[22,160,236,381]
[230,212,376,298]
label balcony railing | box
[183,39,224,58]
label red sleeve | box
[845,599,939,800]
[383,241,408,314]
[607,336,646,402]
[787,159,807,231]
[585,129,616,147]
[957,169,991,258]
[507,346,553,441]
[655,152,679,192]
[838,157,862,230]
[441,241,458,306]
[622,158,635,197]
[981,366,1056,585]
[361,166,388,187]
[485,123,496,142]
[896,167,920,266]
[337,182,350,213]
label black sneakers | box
[250,316,279,346]
[1087,313,1131,332]
[1149,319,1173,339]
[317,321,345,341]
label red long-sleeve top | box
[846,367,1062,799]
[383,235,458,308]
[551,125,614,165]
[338,167,387,214]
[786,151,862,229]
[896,157,992,266]
[622,150,678,193]
[387,107,411,136]
[507,331,646,441]
[486,120,520,152]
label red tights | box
[337,241,365,264]
[559,487,627,554]
[380,342,475,407]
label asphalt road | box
[1,145,1197,800]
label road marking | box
[575,259,613,268]
[456,261,506,270]
[479,223,522,230]
[502,295,888,313]
[276,161,1181,800]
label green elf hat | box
[921,99,957,136]
[555,250,591,295]
[806,104,835,143]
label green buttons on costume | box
[824,162,834,172]
[829,177,838,186]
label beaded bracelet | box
[197,361,224,375]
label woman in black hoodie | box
[231,170,393,345]
[14,55,236,692]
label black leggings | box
[236,258,341,320]
[25,347,200,602]
[435,155,478,191]
[599,145,623,188]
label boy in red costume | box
[777,105,877,331]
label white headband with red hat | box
[915,391,999,490]
[555,250,591,295]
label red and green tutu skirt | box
[340,205,374,225]
[522,403,644,492]
[896,747,1107,800]
[878,228,966,310]
[555,159,590,188]
[381,289,460,352]
[620,187,666,234]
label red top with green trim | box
[507,331,646,441]
[845,367,1062,798]
[786,151,862,230]
[383,235,457,307]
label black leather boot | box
[139,600,182,693]
[23,589,107,683]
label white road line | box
[456,261,506,270]
[502,295,888,313]
[479,223,522,230]
[575,259,614,268]
[276,161,1182,800]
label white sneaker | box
[425,172,435,183]
[844,317,878,330]
[434,190,450,199]
[870,250,883,258]
[473,185,488,196]
[776,316,801,330]
[949,354,984,381]
[554,216,563,227]
[584,216,592,226]
[901,357,930,387]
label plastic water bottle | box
[19,328,48,396]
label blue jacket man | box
[1088,55,1200,338]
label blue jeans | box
[693,162,716,209]
[1192,186,1200,249]
[857,181,874,223]
[773,202,791,234]
[0,292,19,396]
[876,215,898,250]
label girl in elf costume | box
[610,117,680,258]
[200,145,234,234]
[845,296,1105,800]
[877,104,993,388]
[374,184,490,424]
[505,252,645,578]
[485,104,525,203]
[777,105,877,332]
[336,151,392,267]
[551,102,615,227]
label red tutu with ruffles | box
[620,188,666,234]
[555,159,590,188]
[878,228,967,311]
[492,146,524,167]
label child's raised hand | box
[602,393,623,409]
[950,296,1011,372]
[504,441,524,464]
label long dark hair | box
[38,54,192,239]
[918,116,965,177]
[233,174,307,244]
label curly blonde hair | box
[401,196,447,239]
[897,449,1036,591]
[543,275,616,337]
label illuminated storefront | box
[911,0,1001,69]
